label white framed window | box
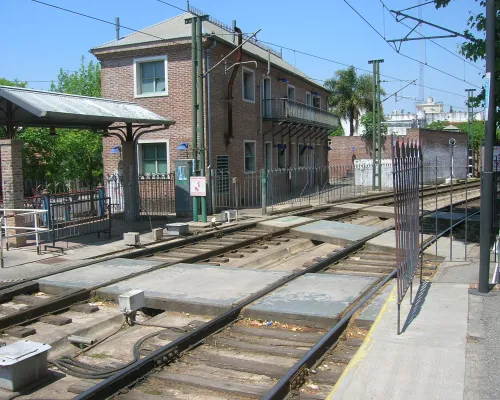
[287,85,296,101]
[306,91,312,107]
[134,56,168,98]
[277,144,286,169]
[242,67,255,103]
[137,139,169,174]
[298,143,307,167]
[244,140,257,173]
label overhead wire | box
[28,0,469,99]
[379,0,483,71]
[343,0,481,88]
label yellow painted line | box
[325,283,397,400]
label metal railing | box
[0,209,49,262]
[262,98,339,128]
[138,173,176,219]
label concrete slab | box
[291,220,379,246]
[257,216,314,232]
[365,230,440,257]
[331,203,370,212]
[38,258,163,293]
[244,273,377,328]
[355,282,395,329]
[424,211,481,222]
[362,205,395,218]
[97,263,288,316]
[328,281,469,400]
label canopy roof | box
[0,85,175,130]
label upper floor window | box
[287,85,296,101]
[313,95,321,109]
[242,67,255,103]
[134,56,168,97]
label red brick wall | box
[94,37,330,182]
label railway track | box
[0,181,480,399]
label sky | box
[1,0,486,114]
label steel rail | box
[74,225,394,400]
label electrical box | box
[118,290,145,314]
[174,159,193,217]
[221,210,238,223]
[0,340,51,391]
[123,232,140,246]
[165,223,189,236]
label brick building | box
[90,12,339,195]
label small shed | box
[0,85,175,245]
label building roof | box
[0,85,175,130]
[443,124,460,132]
[91,13,325,90]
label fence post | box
[97,184,105,217]
[42,189,50,228]
[0,215,3,268]
[261,169,267,215]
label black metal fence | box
[137,173,176,219]
[392,140,422,335]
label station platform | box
[328,243,500,400]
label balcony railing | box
[263,98,339,128]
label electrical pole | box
[369,59,384,190]
[197,16,207,223]
[190,17,199,222]
[478,0,496,293]
[465,89,476,177]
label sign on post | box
[190,176,206,197]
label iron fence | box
[137,173,176,219]
[392,140,422,335]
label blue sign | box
[351,146,355,151]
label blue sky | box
[2,0,485,114]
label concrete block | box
[332,203,370,212]
[152,228,163,241]
[362,205,395,218]
[257,216,314,232]
[244,273,377,328]
[123,232,140,246]
[118,290,145,314]
[165,223,189,236]
[355,283,395,329]
[291,220,379,246]
[5,327,36,338]
[70,304,99,314]
[40,315,72,326]
[221,210,238,223]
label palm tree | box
[324,66,383,136]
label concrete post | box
[0,139,26,247]
[121,140,138,221]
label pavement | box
[328,241,500,400]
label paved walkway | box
[328,242,500,400]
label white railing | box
[0,209,49,266]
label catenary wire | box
[343,0,481,88]
[28,0,470,99]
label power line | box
[379,0,483,71]
[398,0,436,12]
[344,0,481,88]
[29,0,470,99]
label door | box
[263,78,272,118]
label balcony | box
[263,98,340,129]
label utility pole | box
[369,59,384,190]
[190,16,199,222]
[197,16,207,222]
[478,0,496,293]
[465,89,476,177]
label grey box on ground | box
[152,228,163,241]
[0,340,51,391]
[123,232,140,246]
[165,223,189,236]
[119,290,145,314]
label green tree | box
[3,57,103,188]
[426,120,449,131]
[0,78,27,88]
[329,124,345,137]
[360,111,388,141]
[324,66,384,136]
[50,56,101,97]
[435,0,500,122]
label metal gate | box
[392,139,422,334]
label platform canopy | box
[0,85,175,131]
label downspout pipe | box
[206,39,216,214]
[225,27,242,147]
